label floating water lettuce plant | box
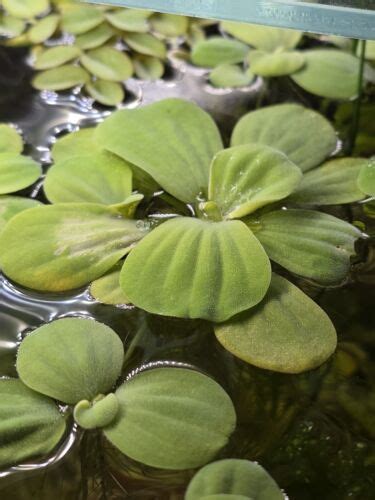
[192,21,373,98]
[0,317,236,470]
[185,458,284,499]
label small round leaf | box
[249,49,305,77]
[105,8,151,33]
[185,458,284,500]
[28,14,60,44]
[85,79,124,106]
[124,32,167,59]
[357,158,375,197]
[2,0,49,19]
[0,379,66,469]
[151,13,189,37]
[74,393,120,430]
[32,64,90,91]
[215,273,337,373]
[80,47,133,82]
[0,153,41,194]
[0,15,25,38]
[17,317,124,404]
[191,37,249,68]
[133,54,165,80]
[209,64,253,88]
[121,217,271,322]
[104,367,236,470]
[34,46,81,71]
[0,124,23,154]
[75,23,114,50]
[61,5,105,35]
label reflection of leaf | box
[232,103,337,172]
[289,158,366,205]
[121,217,271,322]
[90,263,130,305]
[32,64,90,91]
[104,367,236,470]
[209,144,302,218]
[0,203,148,291]
[0,379,66,469]
[0,124,23,154]
[17,317,124,404]
[80,47,133,82]
[249,49,305,77]
[0,153,41,194]
[357,158,375,197]
[186,458,284,500]
[192,37,249,68]
[96,99,223,203]
[253,209,361,285]
[0,196,41,233]
[209,64,253,88]
[44,153,132,204]
[215,274,337,373]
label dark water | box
[0,45,374,499]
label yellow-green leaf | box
[0,196,41,234]
[32,64,90,91]
[209,64,253,88]
[105,8,151,33]
[0,124,23,154]
[249,49,305,77]
[124,32,167,59]
[28,14,60,44]
[151,12,189,37]
[34,46,81,70]
[61,4,105,35]
[85,79,125,106]
[0,153,41,194]
[357,158,375,196]
[2,0,49,19]
[191,37,249,68]
[90,263,129,305]
[75,23,114,50]
[80,47,133,82]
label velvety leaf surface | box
[0,124,23,154]
[104,367,236,470]
[80,47,133,82]
[52,128,100,162]
[0,203,148,291]
[221,21,302,51]
[133,55,165,80]
[17,317,124,404]
[151,13,189,37]
[253,209,361,285]
[106,8,151,33]
[0,379,66,469]
[44,153,132,204]
[124,32,167,59]
[32,64,90,91]
[75,23,114,50]
[215,274,337,373]
[209,144,302,219]
[191,37,249,68]
[0,153,41,194]
[209,64,253,88]
[95,99,223,203]
[249,49,305,77]
[289,158,366,205]
[291,49,363,100]
[357,158,375,196]
[0,196,41,233]
[3,0,48,19]
[90,263,129,305]
[121,217,271,322]
[185,459,284,500]
[34,46,81,71]
[85,80,125,106]
[231,103,337,172]
[73,393,120,430]
[61,5,105,35]
[28,14,60,44]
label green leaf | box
[34,46,81,71]
[28,14,60,44]
[104,367,236,470]
[61,5,105,35]
[124,32,167,59]
[289,157,366,205]
[362,40,375,61]
[32,64,90,91]
[357,158,375,196]
[74,393,119,430]
[0,196,41,234]
[215,274,337,373]
[291,49,364,100]
[2,0,49,19]
[191,37,249,68]
[90,263,130,305]
[0,203,148,291]
[52,127,100,162]
[253,209,361,285]
[0,15,26,38]
[209,144,302,219]
[221,21,302,51]
[95,98,223,203]
[75,23,114,50]
[44,153,132,205]
[80,47,133,82]
[185,458,284,500]
[105,8,151,33]
[85,80,125,106]
[0,379,66,469]
[133,54,165,80]
[231,103,337,172]
[0,153,41,194]
[249,49,305,77]
[0,124,23,154]
[151,13,189,37]
[209,64,253,88]
[121,217,271,322]
[17,317,124,404]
